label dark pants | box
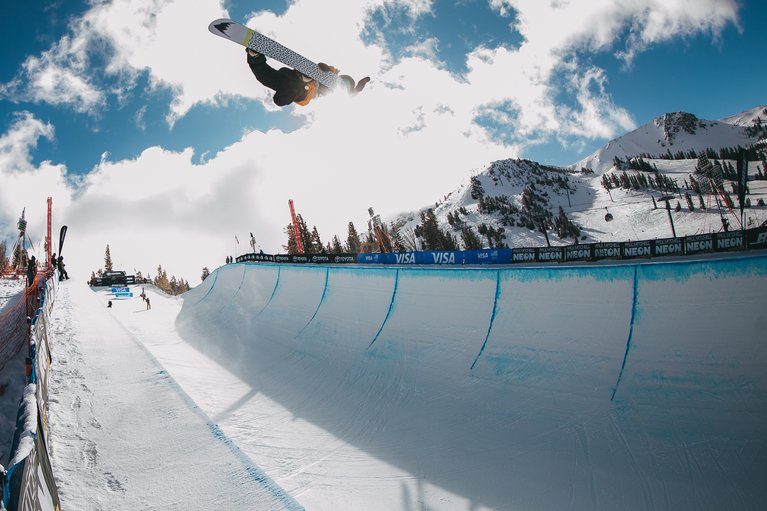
[247,53,308,106]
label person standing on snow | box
[26,255,36,287]
[58,256,69,281]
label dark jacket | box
[247,53,309,106]
[27,256,36,287]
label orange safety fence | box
[0,272,44,371]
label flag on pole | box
[59,226,68,256]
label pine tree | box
[104,244,114,272]
[346,222,361,253]
[685,193,695,211]
[283,224,298,254]
[0,240,7,273]
[416,209,444,250]
[154,265,170,292]
[470,176,485,200]
[388,223,405,252]
[331,235,343,254]
[296,215,312,254]
[310,226,323,253]
[461,226,483,250]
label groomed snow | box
[43,256,767,510]
[45,282,301,510]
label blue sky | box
[0,0,764,280]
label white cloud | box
[0,113,72,245]
[492,0,739,63]
[0,36,105,113]
[471,0,739,139]
[0,0,744,283]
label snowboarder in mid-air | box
[246,49,369,107]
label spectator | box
[145,296,151,310]
[58,256,69,281]
[26,255,36,287]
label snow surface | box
[45,282,301,510]
[719,105,767,128]
[40,256,767,510]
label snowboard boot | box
[246,48,262,58]
[318,62,339,74]
[354,76,371,93]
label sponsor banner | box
[653,237,684,257]
[510,248,537,264]
[417,251,472,265]
[357,253,385,264]
[34,336,51,449]
[564,244,592,262]
[111,287,130,293]
[475,249,513,264]
[329,254,357,264]
[309,254,331,264]
[9,417,61,511]
[685,233,715,255]
[622,240,653,259]
[392,252,418,264]
[592,243,622,260]
[536,246,564,263]
[716,231,745,251]
[236,253,276,263]
[358,251,474,265]
[253,253,357,264]
[746,226,767,248]
[271,225,767,267]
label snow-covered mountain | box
[719,105,767,128]
[573,108,765,174]
[389,106,767,250]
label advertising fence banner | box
[2,275,61,511]
[236,226,765,268]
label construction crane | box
[288,200,305,254]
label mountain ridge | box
[388,105,767,251]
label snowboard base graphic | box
[208,18,339,88]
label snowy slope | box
[45,282,301,510]
[719,105,767,128]
[388,106,767,250]
[573,110,761,174]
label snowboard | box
[208,18,339,88]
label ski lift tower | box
[11,208,29,275]
[368,207,392,253]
